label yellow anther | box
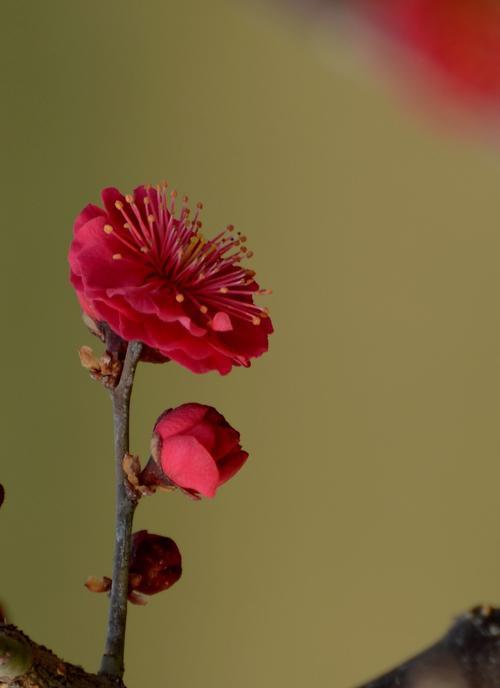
[200,305,208,314]
[143,197,150,205]
[175,294,185,303]
[219,287,228,294]
[148,215,154,223]
[103,224,113,234]
[140,247,149,253]
[123,223,130,230]
[115,201,124,210]
[252,316,261,325]
[112,253,122,261]
[125,194,134,203]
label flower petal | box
[217,450,249,486]
[155,403,208,439]
[211,312,233,332]
[160,435,220,498]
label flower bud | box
[151,403,249,498]
[129,530,182,596]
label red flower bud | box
[151,403,249,499]
[129,531,182,596]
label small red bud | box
[129,530,182,596]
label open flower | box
[150,403,248,498]
[69,184,273,374]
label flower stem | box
[100,340,143,678]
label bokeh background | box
[2,1,500,686]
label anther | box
[103,224,113,234]
[148,215,155,223]
[125,194,135,204]
[227,224,234,232]
[246,251,254,258]
[196,202,204,210]
[176,294,185,303]
[123,223,130,229]
[140,247,149,253]
[252,316,261,325]
[200,305,208,314]
[219,287,228,294]
[115,201,124,210]
[143,197,150,205]
[112,253,122,260]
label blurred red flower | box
[151,403,248,498]
[358,0,500,111]
[69,184,272,375]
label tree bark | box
[0,625,123,688]
[357,605,500,688]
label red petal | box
[155,404,208,439]
[160,435,220,498]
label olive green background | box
[2,1,500,686]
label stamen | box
[175,294,185,303]
[103,224,114,234]
[113,253,122,260]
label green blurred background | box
[2,1,500,686]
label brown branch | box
[99,341,143,679]
[357,605,500,688]
[0,624,123,688]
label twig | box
[99,341,143,679]
[357,605,500,688]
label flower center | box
[106,184,271,327]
